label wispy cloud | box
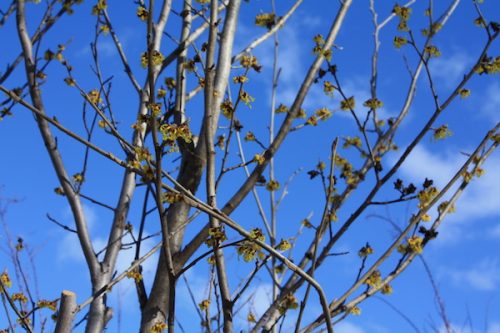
[438,321,500,333]
[446,258,500,291]
[395,144,500,244]
[482,81,500,123]
[335,321,366,333]
[429,51,472,88]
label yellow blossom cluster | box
[393,4,412,31]
[198,299,210,311]
[150,321,168,333]
[474,56,500,75]
[136,6,148,21]
[266,179,280,191]
[417,186,438,208]
[343,136,362,149]
[87,89,102,105]
[205,227,227,247]
[255,13,276,29]
[277,239,292,251]
[12,292,28,303]
[220,99,234,119]
[275,104,289,113]
[159,123,193,144]
[424,45,441,57]
[363,98,383,109]
[340,96,355,111]
[253,153,265,165]
[240,55,261,72]
[237,228,265,262]
[126,269,143,282]
[364,270,382,288]
[37,299,58,311]
[398,235,424,254]
[358,244,374,258]
[141,50,164,68]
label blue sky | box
[1,0,500,332]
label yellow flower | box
[277,239,292,251]
[315,107,332,120]
[306,115,318,126]
[459,88,471,98]
[141,50,164,68]
[12,293,28,303]
[216,135,225,149]
[247,312,257,323]
[364,270,382,288]
[432,124,452,140]
[323,81,335,96]
[91,0,107,15]
[244,131,256,141]
[239,90,255,106]
[37,299,58,311]
[64,77,76,86]
[275,104,289,113]
[393,36,408,48]
[126,269,143,282]
[363,98,384,109]
[157,88,167,98]
[54,187,65,196]
[424,45,441,57]
[240,55,261,72]
[249,228,265,242]
[148,102,162,116]
[220,99,234,119]
[381,284,393,295]
[136,6,148,21]
[233,75,249,84]
[340,96,355,110]
[255,13,275,28]
[358,244,374,257]
[205,227,227,247]
[162,191,183,204]
[343,136,362,149]
[36,71,47,80]
[350,306,361,315]
[87,89,102,104]
[407,236,423,254]
[134,146,152,162]
[165,77,176,90]
[294,108,307,119]
[301,218,314,228]
[421,213,431,222]
[254,153,265,165]
[99,24,109,34]
[199,299,210,311]
[417,186,438,208]
[73,173,84,183]
[266,179,280,191]
[438,201,456,214]
[150,321,168,333]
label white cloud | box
[58,204,159,286]
[429,52,472,88]
[487,322,500,333]
[396,144,500,244]
[447,258,500,291]
[335,321,366,333]
[247,283,273,316]
[482,81,500,123]
[437,321,500,333]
